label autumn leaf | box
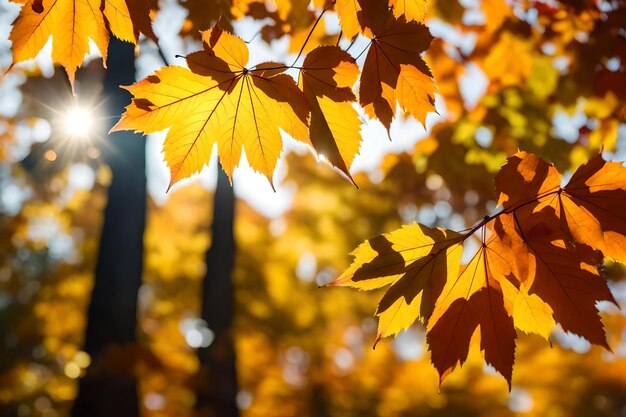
[495,151,561,210]
[9,0,156,90]
[335,151,625,386]
[105,0,157,44]
[427,233,517,384]
[560,155,626,263]
[358,3,436,132]
[336,0,362,40]
[336,0,431,39]
[494,151,623,344]
[329,223,463,341]
[499,277,555,340]
[112,27,310,188]
[389,0,431,22]
[179,0,233,38]
[497,152,626,263]
[427,285,516,385]
[10,0,108,89]
[299,46,361,182]
[495,210,615,348]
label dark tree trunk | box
[72,38,146,417]
[195,165,239,417]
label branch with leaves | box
[330,151,625,387]
[8,0,437,187]
[112,1,436,187]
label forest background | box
[0,0,626,416]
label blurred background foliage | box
[1,0,626,415]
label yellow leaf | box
[330,224,463,339]
[113,27,310,188]
[10,0,155,90]
[104,0,157,44]
[10,0,108,89]
[337,0,431,39]
[336,0,362,40]
[500,279,555,340]
[390,0,431,22]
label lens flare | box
[62,107,94,137]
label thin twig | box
[290,6,329,67]
[157,44,171,66]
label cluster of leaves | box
[8,0,439,188]
[2,146,626,416]
[332,151,626,386]
[110,0,436,188]
[7,0,626,401]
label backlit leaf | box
[358,7,436,132]
[112,27,310,188]
[9,0,155,90]
[330,223,463,340]
[337,151,625,387]
[299,46,361,182]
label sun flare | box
[62,107,94,138]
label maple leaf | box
[329,223,463,341]
[493,152,623,346]
[104,0,157,44]
[495,151,561,210]
[112,27,310,189]
[495,210,615,347]
[389,0,431,22]
[358,2,436,133]
[299,46,361,182]
[178,0,233,38]
[335,151,625,387]
[499,277,555,340]
[9,0,156,90]
[427,233,517,384]
[560,155,626,263]
[497,152,626,263]
[10,0,108,89]
[336,0,430,39]
[336,0,362,40]
[427,285,516,385]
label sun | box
[62,107,95,138]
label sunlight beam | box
[62,107,94,138]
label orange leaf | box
[336,0,431,39]
[336,0,362,40]
[427,286,516,386]
[496,211,615,348]
[560,154,626,262]
[336,151,625,387]
[389,0,431,22]
[427,234,517,384]
[497,152,626,263]
[299,46,361,182]
[359,7,436,132]
[495,151,561,210]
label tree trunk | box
[72,38,146,417]
[195,165,239,417]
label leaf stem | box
[290,6,329,67]
[460,187,562,242]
